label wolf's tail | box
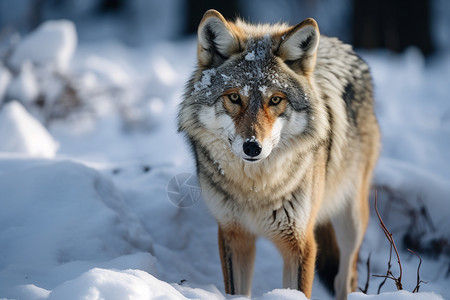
[315,221,339,295]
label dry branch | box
[373,190,403,291]
[408,249,427,292]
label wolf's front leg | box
[274,228,317,298]
[218,224,256,297]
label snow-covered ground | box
[0,21,449,300]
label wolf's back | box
[313,36,380,180]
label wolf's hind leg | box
[218,224,256,297]
[315,221,340,295]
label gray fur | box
[178,11,380,300]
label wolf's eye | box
[228,93,241,104]
[269,96,282,106]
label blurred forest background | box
[0,0,449,129]
[1,0,449,55]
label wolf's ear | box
[197,9,240,68]
[278,18,320,75]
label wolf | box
[178,9,380,300]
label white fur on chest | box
[199,139,313,236]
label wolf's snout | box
[243,140,262,157]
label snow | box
[194,68,217,92]
[258,85,268,95]
[245,50,256,61]
[83,55,131,87]
[151,56,178,86]
[242,85,250,97]
[348,290,444,300]
[8,20,77,72]
[0,17,449,300]
[47,268,183,300]
[0,64,11,105]
[0,158,155,298]
[0,101,58,157]
[256,289,308,300]
[5,61,39,104]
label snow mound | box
[256,289,308,300]
[0,159,154,298]
[0,101,58,157]
[8,20,77,72]
[349,290,444,300]
[48,268,184,300]
[10,284,50,300]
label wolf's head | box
[180,10,329,164]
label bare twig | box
[408,249,427,292]
[376,241,392,294]
[373,274,398,281]
[373,190,403,291]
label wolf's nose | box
[243,140,262,157]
